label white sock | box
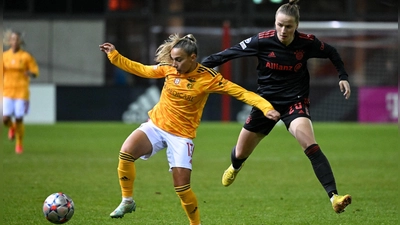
[122,197,133,202]
[330,195,335,203]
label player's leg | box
[14,100,29,153]
[288,116,351,213]
[222,128,265,186]
[222,108,273,186]
[173,168,200,225]
[284,100,337,195]
[3,97,16,141]
[3,116,15,141]
[110,122,156,218]
[234,128,265,165]
[165,133,200,225]
[14,118,24,153]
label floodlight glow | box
[330,21,341,28]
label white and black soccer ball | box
[43,192,75,224]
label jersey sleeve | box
[309,37,349,80]
[107,50,166,78]
[206,73,275,115]
[201,34,259,68]
[27,53,39,77]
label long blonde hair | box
[276,0,301,25]
[3,29,25,48]
[155,34,198,63]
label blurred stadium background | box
[3,0,398,124]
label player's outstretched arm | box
[217,78,281,121]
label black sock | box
[231,146,248,169]
[304,144,338,198]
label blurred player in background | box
[100,34,280,225]
[202,0,352,214]
[3,30,39,154]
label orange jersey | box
[108,50,274,139]
[3,49,39,100]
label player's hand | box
[25,71,36,78]
[339,80,351,99]
[99,43,116,54]
[265,109,280,121]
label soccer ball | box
[43,192,75,224]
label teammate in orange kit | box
[3,30,39,154]
[100,34,280,225]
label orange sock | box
[175,184,200,225]
[118,152,136,198]
[15,121,24,146]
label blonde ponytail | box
[155,34,198,63]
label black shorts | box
[243,98,311,135]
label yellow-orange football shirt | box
[3,49,39,100]
[108,50,274,139]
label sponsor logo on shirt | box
[268,52,276,58]
[294,63,302,72]
[166,86,195,102]
[265,62,293,71]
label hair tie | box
[184,35,195,42]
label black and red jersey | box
[201,30,349,105]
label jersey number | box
[289,102,303,115]
[186,143,195,156]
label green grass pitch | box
[2,122,399,225]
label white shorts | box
[137,120,195,171]
[3,97,30,118]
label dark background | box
[4,0,397,122]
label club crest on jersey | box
[174,78,181,85]
[186,77,196,89]
[294,50,304,60]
